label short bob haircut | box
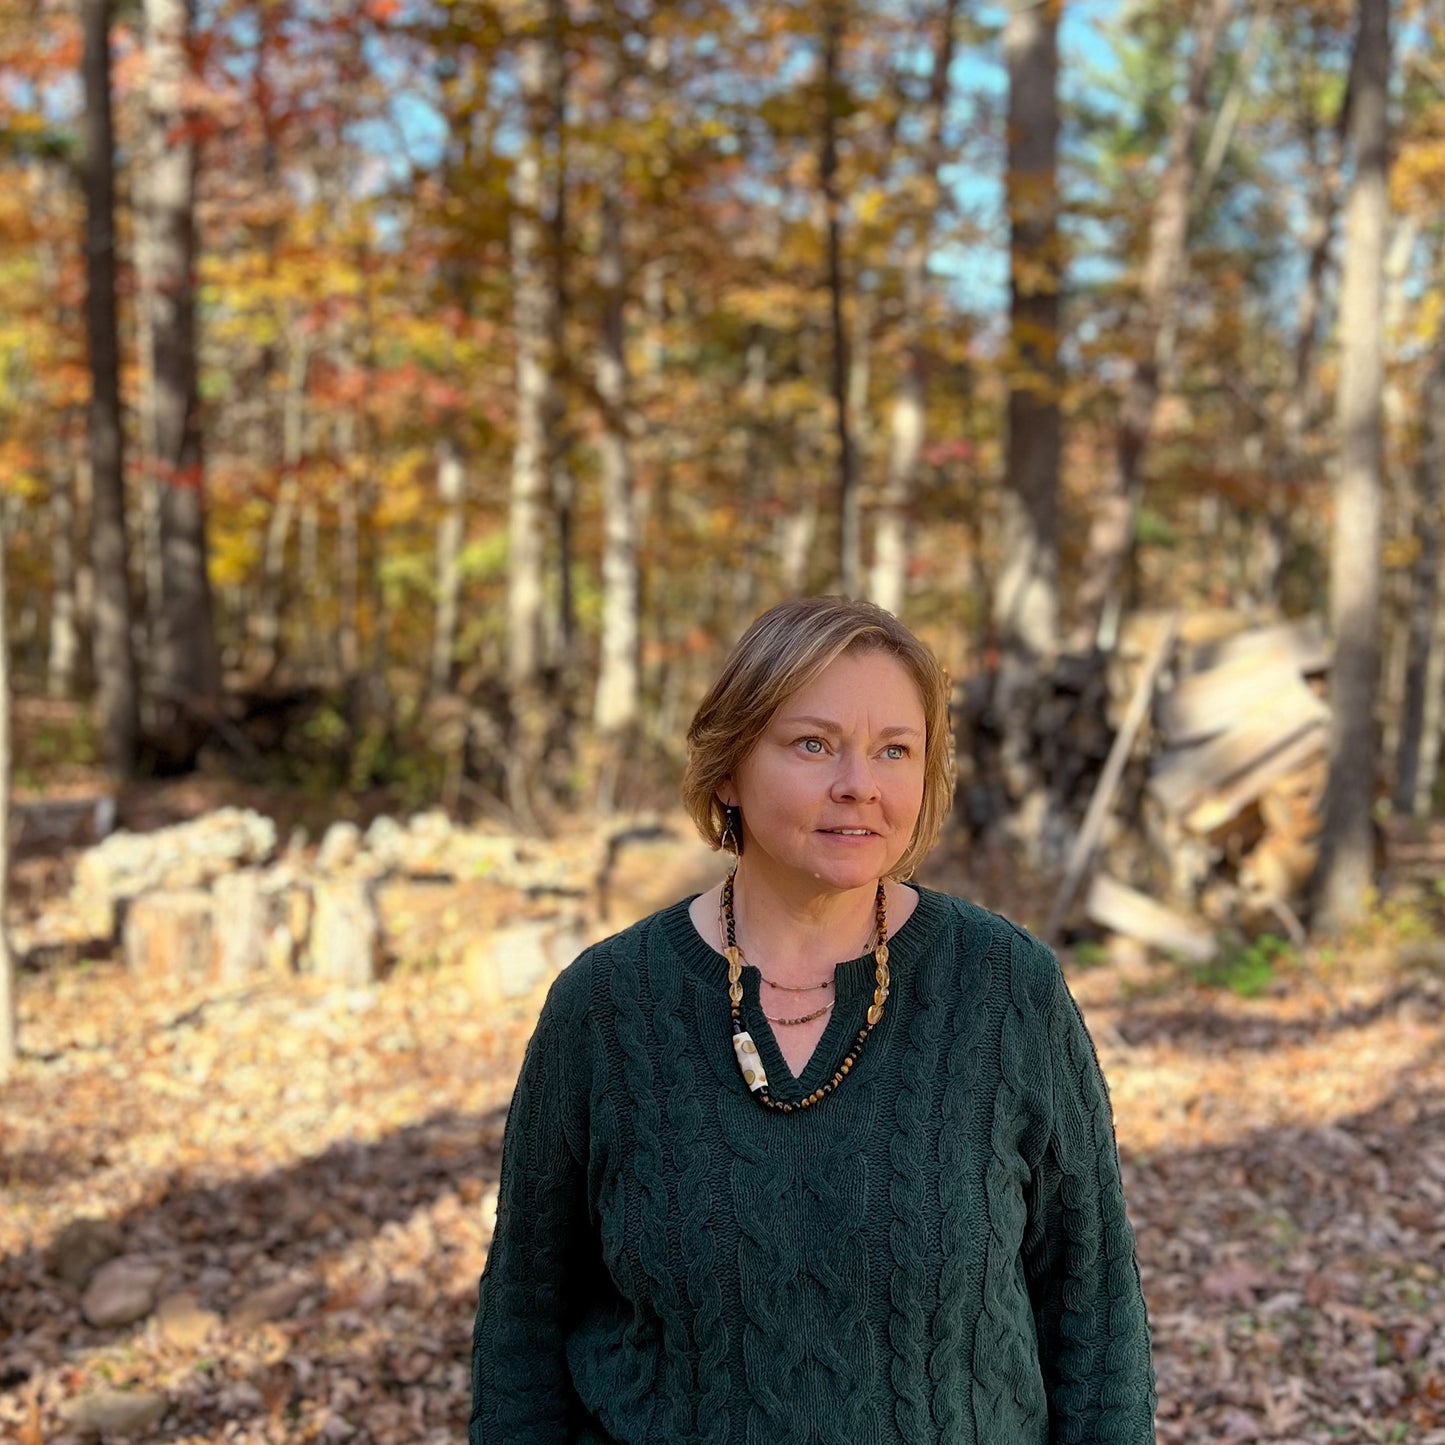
[683,596,954,882]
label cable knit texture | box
[469,887,1156,1444]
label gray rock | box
[50,1217,125,1290]
[229,1277,311,1330]
[62,1389,168,1437]
[82,1255,164,1328]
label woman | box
[470,596,1156,1444]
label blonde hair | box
[683,596,954,881]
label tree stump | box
[305,880,381,985]
[123,890,213,982]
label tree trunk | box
[336,407,362,680]
[995,0,1062,666]
[46,432,80,698]
[993,0,1063,824]
[592,76,640,736]
[431,438,466,694]
[546,0,575,679]
[507,31,553,694]
[1072,0,1237,647]
[868,0,959,618]
[1312,0,1389,933]
[1394,344,1444,816]
[1256,134,1342,611]
[82,0,139,777]
[299,500,323,680]
[142,0,221,748]
[253,338,308,678]
[820,0,859,597]
[0,514,12,1079]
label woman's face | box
[719,648,927,898]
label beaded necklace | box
[722,871,890,1113]
[715,906,861,1027]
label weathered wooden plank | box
[1183,723,1328,834]
[1157,657,1325,745]
[1177,614,1330,676]
[1148,684,1328,818]
[1084,872,1217,963]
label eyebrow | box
[778,715,923,740]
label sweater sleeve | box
[469,970,592,1445]
[1023,960,1157,1445]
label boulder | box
[82,1256,164,1328]
[49,1217,125,1289]
[61,1389,168,1438]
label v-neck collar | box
[658,883,953,1105]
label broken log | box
[1085,872,1217,963]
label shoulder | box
[919,887,1063,1012]
[540,898,691,1021]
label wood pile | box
[1058,612,1337,953]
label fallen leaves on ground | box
[2,918,1444,1444]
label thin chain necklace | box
[763,999,836,1027]
[722,870,890,1113]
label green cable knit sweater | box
[469,886,1156,1444]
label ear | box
[716,782,738,809]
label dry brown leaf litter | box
[2,929,1443,1444]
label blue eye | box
[883,745,907,760]
[800,738,825,754]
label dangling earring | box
[720,804,741,857]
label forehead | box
[774,649,925,727]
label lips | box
[819,828,876,835]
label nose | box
[832,749,880,801]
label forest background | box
[1,0,1445,1441]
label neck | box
[727,863,883,977]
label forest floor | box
[2,793,1444,1444]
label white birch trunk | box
[47,438,79,698]
[507,34,552,692]
[592,100,640,735]
[868,0,959,617]
[431,438,466,694]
